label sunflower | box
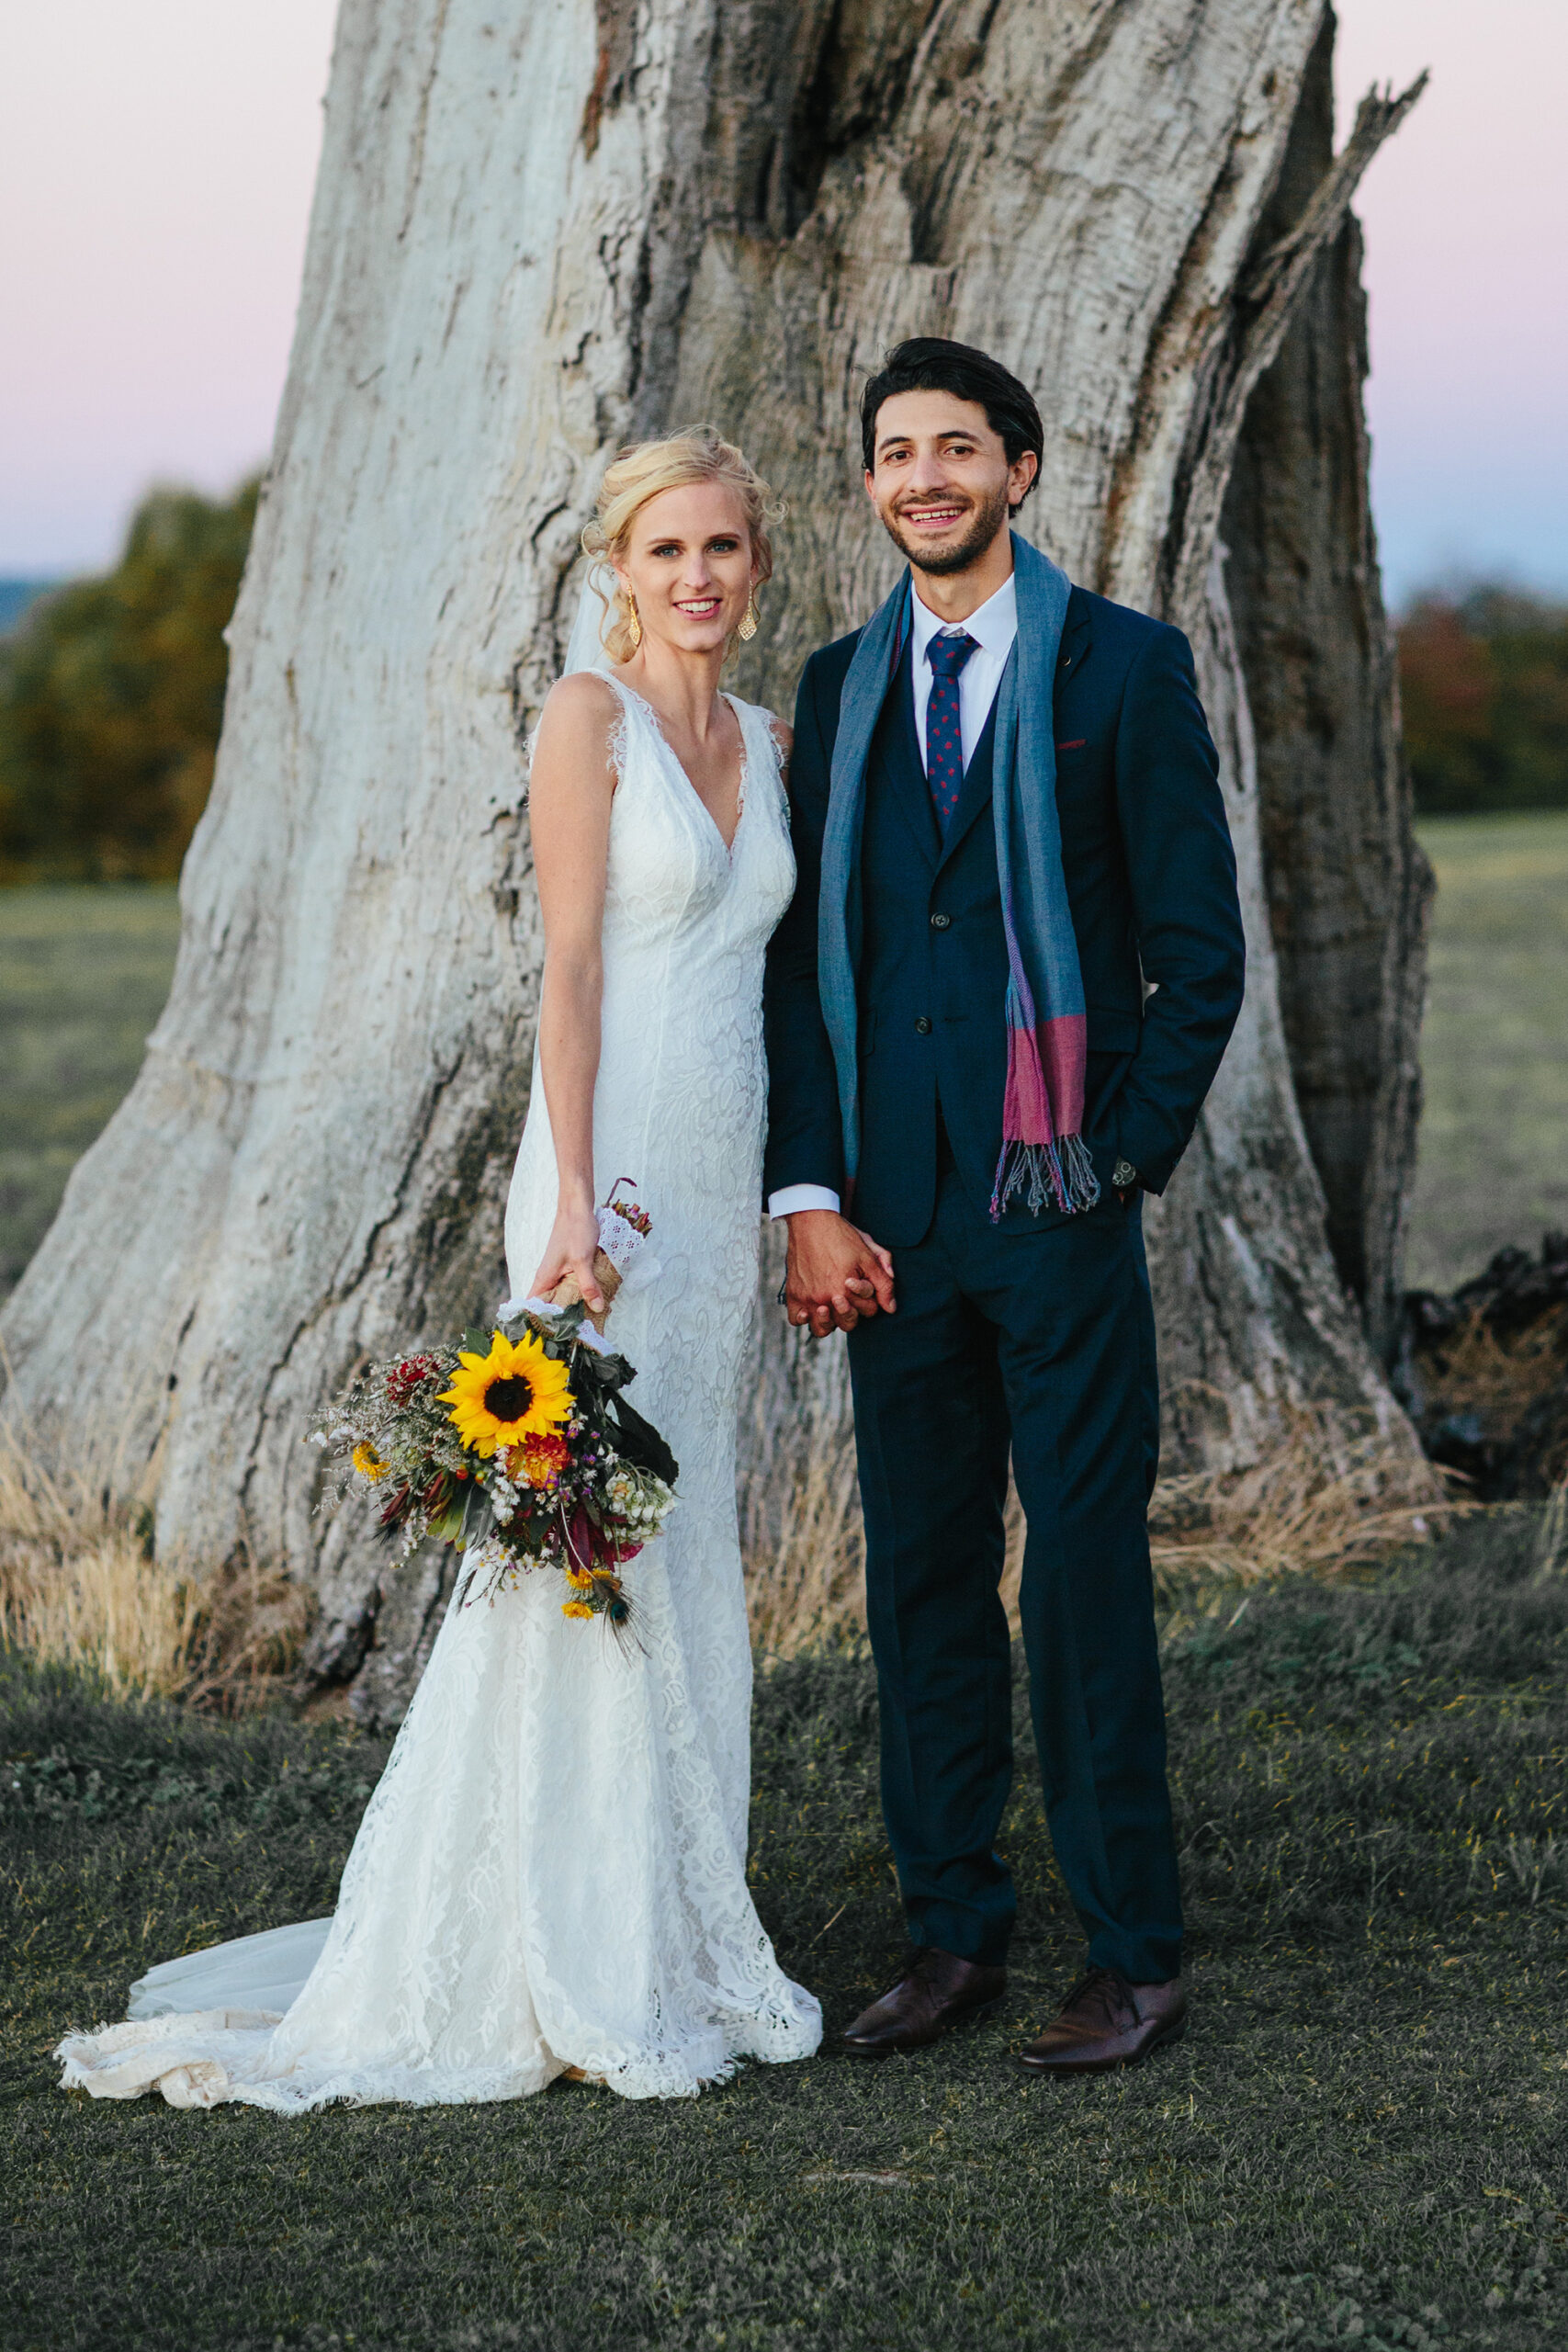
[439,1329,574,1458]
[561,1600,595,1621]
[352,1441,389,1484]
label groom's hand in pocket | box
[784,1211,896,1338]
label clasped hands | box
[782,1209,897,1339]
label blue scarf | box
[818,531,1100,1219]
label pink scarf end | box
[1001,1014,1087,1148]
[993,1017,1098,1220]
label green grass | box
[1409,814,1568,1292]
[0,884,180,1297]
[6,1516,1567,2351]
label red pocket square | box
[1055,738,1087,752]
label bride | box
[57,428,834,2109]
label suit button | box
[930,912,951,930]
[914,1016,932,1035]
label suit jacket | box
[762,582,1246,1247]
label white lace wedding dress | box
[57,676,821,2109]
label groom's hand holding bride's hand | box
[784,1211,896,1339]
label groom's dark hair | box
[860,338,1043,504]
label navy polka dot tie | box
[925,629,978,835]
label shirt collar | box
[909,571,1018,669]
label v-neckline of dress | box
[615,679,749,861]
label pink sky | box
[1335,0,1568,602]
[2,0,1563,604]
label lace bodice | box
[57,678,820,2112]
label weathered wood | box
[2,0,1431,1720]
[1222,17,1433,1366]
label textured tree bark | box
[1221,14,1433,1370]
[1,0,1428,1719]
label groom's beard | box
[880,481,1013,578]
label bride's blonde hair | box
[581,426,780,663]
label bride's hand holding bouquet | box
[530,1187,610,1324]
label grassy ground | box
[0,885,180,1298]
[1408,814,1568,1292]
[6,1512,1566,2352]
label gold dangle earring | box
[739,587,760,642]
[625,590,642,650]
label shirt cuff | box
[767,1184,842,1221]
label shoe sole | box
[1014,2014,1187,2077]
[841,1992,1006,2059]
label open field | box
[6,1510,1566,2351]
[0,885,180,1298]
[1409,814,1568,1292]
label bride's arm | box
[525,673,620,1313]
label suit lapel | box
[874,640,940,868]
[1056,594,1091,688]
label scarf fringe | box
[988,1131,1101,1223]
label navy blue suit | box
[763,582,1245,1980]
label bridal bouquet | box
[308,1189,678,1630]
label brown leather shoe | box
[1017,1966,1187,2075]
[841,1947,1008,2057]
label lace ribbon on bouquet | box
[500,1183,662,1347]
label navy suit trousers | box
[846,1146,1181,1981]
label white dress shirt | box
[768,570,1019,1222]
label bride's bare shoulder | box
[539,670,622,730]
[533,672,624,785]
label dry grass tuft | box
[181,1554,316,1710]
[744,1395,1458,1648]
[1146,1397,1457,1606]
[742,1388,864,1654]
[0,1415,310,1706]
[1411,1308,1566,1442]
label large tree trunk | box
[2,0,1427,1719]
[1222,13,1433,1372]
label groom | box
[763,338,1246,2075]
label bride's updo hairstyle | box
[581,426,779,663]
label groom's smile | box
[898,496,974,536]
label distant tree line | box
[0,479,256,882]
[1397,585,1568,816]
[0,581,56,635]
[3,477,1565,880]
